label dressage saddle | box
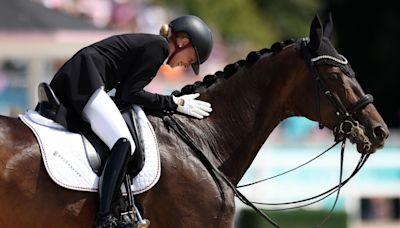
[34,82,145,177]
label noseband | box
[300,39,373,150]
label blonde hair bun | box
[160,24,170,38]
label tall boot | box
[94,138,131,228]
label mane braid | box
[171,39,296,96]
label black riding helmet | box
[169,15,213,75]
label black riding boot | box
[94,138,131,228]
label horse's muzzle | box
[371,124,389,148]
[357,123,389,154]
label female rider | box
[49,15,213,227]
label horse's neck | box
[201,46,300,184]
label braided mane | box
[172,39,296,96]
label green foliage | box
[236,208,348,228]
[156,0,323,50]
[254,0,323,38]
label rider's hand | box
[172,93,212,119]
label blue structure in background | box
[0,87,28,115]
[281,117,319,140]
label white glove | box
[172,93,212,119]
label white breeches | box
[81,87,135,154]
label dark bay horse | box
[0,15,389,227]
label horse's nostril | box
[374,125,389,140]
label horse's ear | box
[308,15,323,52]
[322,12,334,40]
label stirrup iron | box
[121,174,150,228]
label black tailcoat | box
[50,33,177,113]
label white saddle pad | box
[18,105,161,194]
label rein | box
[161,112,369,228]
[237,141,341,188]
[241,139,369,227]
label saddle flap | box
[121,109,145,177]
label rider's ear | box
[177,37,190,48]
[308,15,323,52]
[322,12,334,40]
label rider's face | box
[167,37,196,69]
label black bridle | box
[161,39,375,228]
[299,39,374,146]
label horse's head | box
[295,14,389,154]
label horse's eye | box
[328,72,339,80]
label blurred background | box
[0,0,398,227]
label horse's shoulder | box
[0,116,41,197]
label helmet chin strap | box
[167,32,192,65]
